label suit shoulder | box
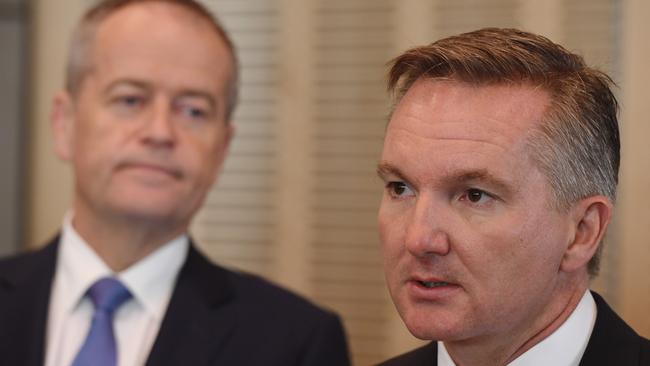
[639,335,650,364]
[183,245,341,322]
[226,269,338,320]
[377,342,436,366]
[0,241,57,286]
[582,291,650,365]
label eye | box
[113,95,144,108]
[109,94,146,116]
[181,106,207,119]
[468,189,484,202]
[174,98,215,123]
[386,181,415,198]
[460,188,492,205]
[120,95,141,106]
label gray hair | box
[65,0,239,121]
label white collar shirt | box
[438,290,597,366]
[45,214,189,366]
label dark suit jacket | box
[378,291,650,366]
[0,237,351,366]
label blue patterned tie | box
[71,277,132,366]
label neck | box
[71,203,187,272]
[445,276,589,366]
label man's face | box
[54,3,234,228]
[378,79,575,342]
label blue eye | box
[110,94,145,116]
[185,107,206,118]
[118,95,143,106]
[386,182,415,198]
[175,102,212,121]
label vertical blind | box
[193,0,280,278]
[310,2,394,364]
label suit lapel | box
[0,237,59,366]
[145,244,236,366]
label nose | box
[140,98,176,148]
[405,196,451,258]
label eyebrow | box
[104,79,218,110]
[452,170,513,195]
[377,162,514,195]
[104,79,151,94]
[376,162,406,181]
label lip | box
[406,276,461,301]
[118,161,182,179]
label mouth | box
[417,280,452,288]
[118,162,183,180]
[406,277,460,300]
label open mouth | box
[418,281,451,288]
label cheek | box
[454,215,536,283]
[470,212,567,293]
[378,203,404,268]
[518,213,569,272]
[378,199,406,243]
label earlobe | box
[50,91,75,161]
[560,196,613,273]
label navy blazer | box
[0,237,351,366]
[378,292,650,366]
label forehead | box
[389,79,549,143]
[87,2,233,93]
[383,79,550,181]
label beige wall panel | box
[26,0,86,248]
[272,0,317,295]
[619,0,650,338]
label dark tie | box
[71,277,132,366]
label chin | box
[399,304,465,341]
[109,199,189,222]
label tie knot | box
[87,277,132,313]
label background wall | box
[0,0,27,256]
[25,0,649,365]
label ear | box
[560,196,613,273]
[50,91,76,161]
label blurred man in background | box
[376,28,650,365]
[0,1,349,365]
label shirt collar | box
[117,234,188,320]
[57,212,189,320]
[438,290,597,366]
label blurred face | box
[53,3,234,229]
[378,80,574,342]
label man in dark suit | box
[0,1,350,365]
[376,28,650,365]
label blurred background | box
[1,0,648,364]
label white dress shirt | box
[45,214,189,366]
[438,290,597,366]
